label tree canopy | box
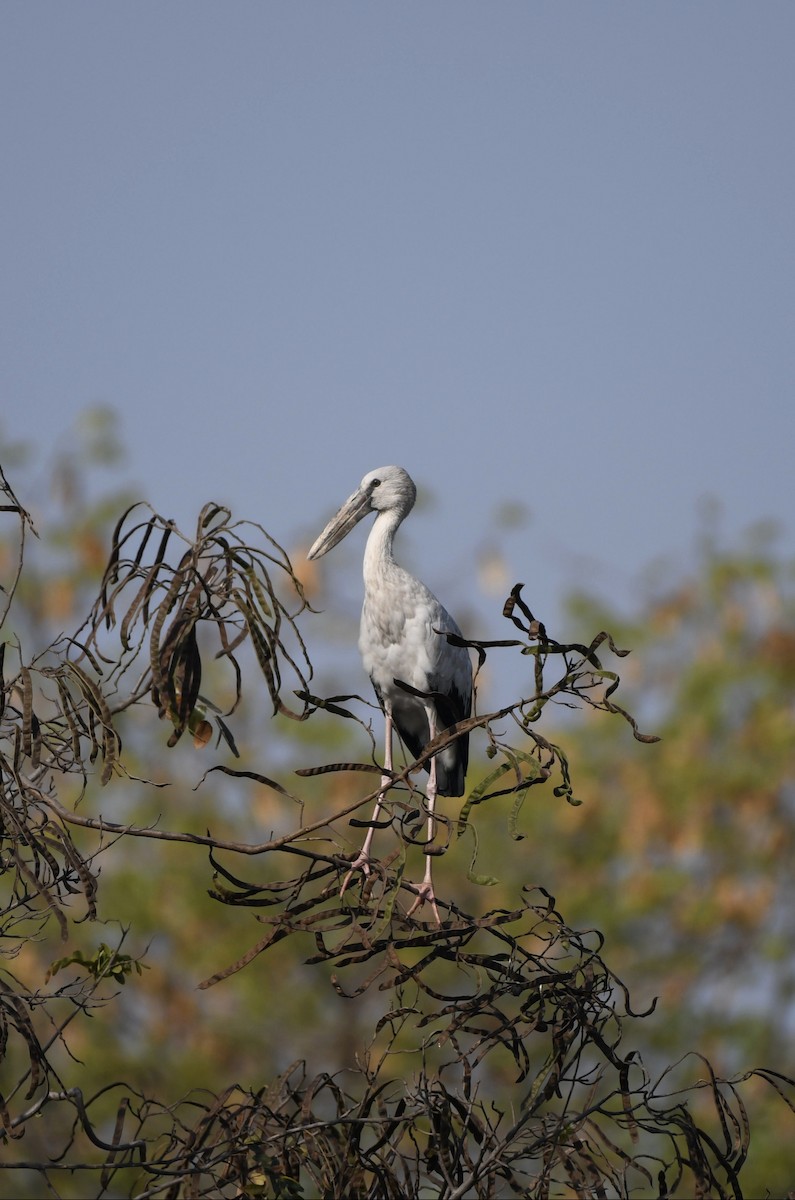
[1,417,793,1198]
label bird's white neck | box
[363,508,403,585]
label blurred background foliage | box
[1,407,793,1195]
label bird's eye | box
[370,478,381,489]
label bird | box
[307,466,473,920]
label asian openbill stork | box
[308,466,472,920]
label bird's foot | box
[405,881,442,926]
[339,851,374,898]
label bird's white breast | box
[360,565,463,702]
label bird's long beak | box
[307,487,372,560]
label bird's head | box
[360,466,416,514]
[307,466,416,560]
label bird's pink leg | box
[406,711,442,924]
[340,709,393,896]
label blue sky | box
[2,4,793,701]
